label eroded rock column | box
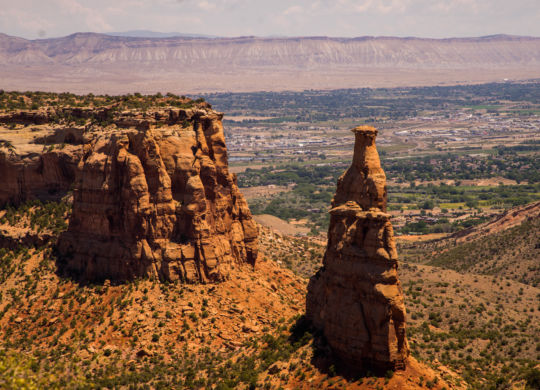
[306,125,409,371]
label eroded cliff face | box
[306,126,409,371]
[57,109,258,282]
[0,105,258,283]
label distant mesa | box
[306,125,409,371]
[0,32,539,93]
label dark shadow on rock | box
[289,315,396,382]
[52,242,122,286]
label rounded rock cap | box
[351,125,378,136]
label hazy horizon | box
[3,30,540,41]
[1,0,539,40]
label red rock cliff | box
[306,126,409,371]
[56,108,258,282]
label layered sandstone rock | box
[0,104,258,283]
[57,108,258,283]
[306,125,409,371]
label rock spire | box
[306,125,409,371]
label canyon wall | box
[0,110,84,206]
[306,126,409,371]
[0,108,106,206]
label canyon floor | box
[4,65,540,95]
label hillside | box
[0,200,463,389]
[451,200,540,243]
[399,201,540,286]
[1,33,540,93]
[427,217,540,285]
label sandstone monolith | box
[306,125,409,371]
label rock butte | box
[306,125,409,371]
[0,106,258,283]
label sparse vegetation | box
[0,91,206,113]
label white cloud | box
[431,0,480,13]
[333,0,410,14]
[1,0,539,39]
[0,7,55,37]
[283,6,302,15]
[352,0,374,13]
[196,1,216,11]
[55,0,112,31]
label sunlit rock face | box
[57,108,258,283]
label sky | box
[1,0,539,40]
